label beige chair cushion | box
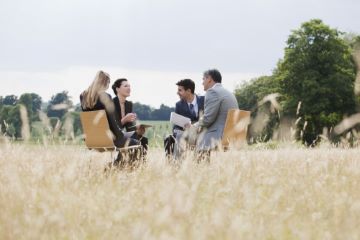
[221,109,251,148]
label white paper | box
[170,112,191,128]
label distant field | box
[138,120,172,147]
[1,143,360,239]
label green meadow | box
[139,121,173,147]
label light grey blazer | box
[197,83,239,150]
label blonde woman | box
[80,71,138,148]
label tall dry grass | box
[1,143,360,239]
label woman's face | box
[116,80,131,98]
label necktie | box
[189,103,196,118]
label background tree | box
[3,95,18,106]
[235,75,280,142]
[0,105,21,138]
[275,19,357,145]
[19,94,33,120]
[30,93,43,121]
[74,103,82,112]
[19,93,43,122]
[133,102,152,120]
[0,96,20,137]
[47,91,73,119]
[71,112,82,136]
[0,96,3,112]
[346,34,360,111]
[150,104,174,120]
[236,75,279,111]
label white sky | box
[0,0,359,108]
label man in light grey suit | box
[196,69,239,152]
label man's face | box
[202,75,212,91]
[177,86,191,101]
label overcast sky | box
[0,0,359,108]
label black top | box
[80,93,126,148]
[80,93,112,111]
[112,96,136,131]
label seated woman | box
[111,78,137,131]
[112,78,151,154]
[80,71,138,148]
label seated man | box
[131,124,150,155]
[164,79,204,159]
[195,69,239,160]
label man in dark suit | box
[164,79,204,158]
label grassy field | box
[1,142,360,239]
[138,121,172,147]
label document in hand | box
[170,112,191,128]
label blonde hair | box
[81,71,110,109]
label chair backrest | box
[80,110,115,151]
[221,109,251,149]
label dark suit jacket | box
[173,95,204,132]
[113,96,136,131]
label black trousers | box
[164,134,176,156]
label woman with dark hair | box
[112,78,137,131]
[112,78,151,156]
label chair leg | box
[113,151,123,166]
[104,146,144,171]
[129,147,145,166]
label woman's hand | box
[121,113,137,124]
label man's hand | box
[191,122,202,134]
